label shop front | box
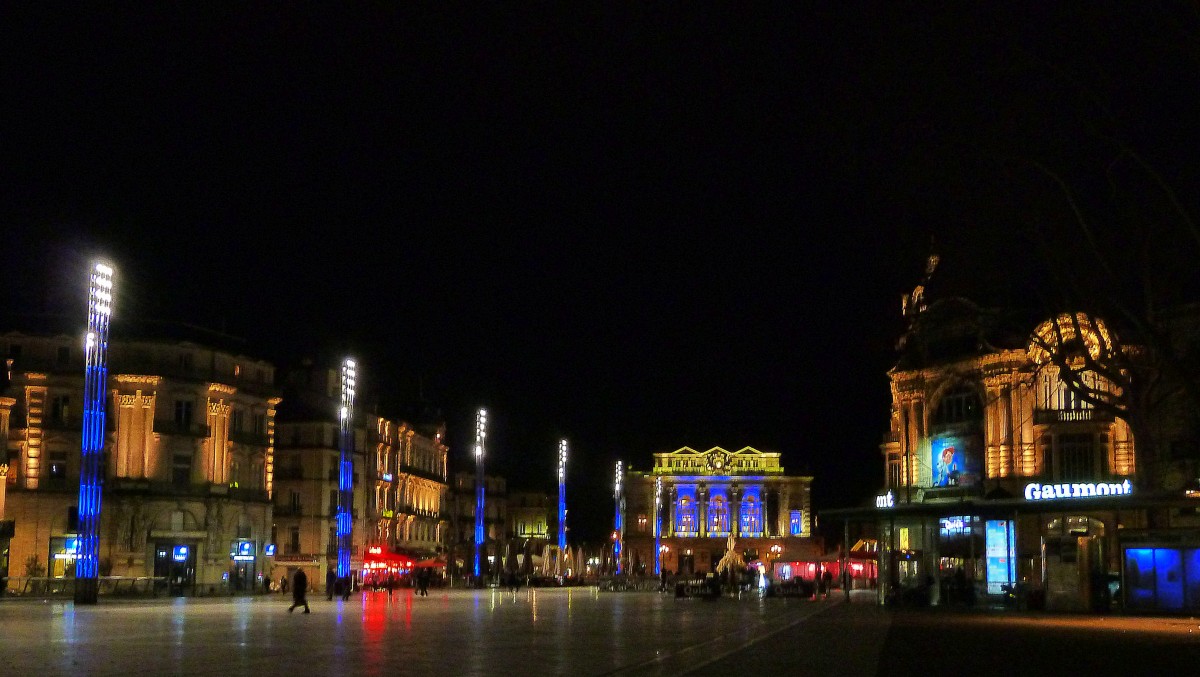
[154,542,197,596]
[229,540,258,592]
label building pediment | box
[654,446,784,475]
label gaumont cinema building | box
[827,293,1200,615]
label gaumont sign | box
[1024,479,1132,501]
[875,490,895,509]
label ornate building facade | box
[273,365,448,591]
[621,446,817,576]
[1,331,279,593]
[838,297,1200,613]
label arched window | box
[740,496,761,535]
[676,496,697,534]
[708,496,728,535]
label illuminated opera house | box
[619,446,819,577]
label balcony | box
[274,467,304,481]
[153,420,211,437]
[1033,409,1115,425]
[230,430,269,446]
[881,431,900,444]
[274,504,304,517]
[41,416,83,432]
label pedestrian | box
[326,569,336,601]
[417,567,430,596]
[288,569,310,613]
[821,569,833,599]
[385,573,394,600]
[280,575,289,594]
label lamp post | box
[613,460,623,574]
[336,358,356,598]
[769,543,783,580]
[557,439,567,553]
[74,261,113,605]
[473,408,487,581]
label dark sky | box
[4,4,1198,543]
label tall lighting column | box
[336,358,356,594]
[613,460,624,574]
[557,439,568,553]
[74,261,114,605]
[654,476,663,577]
[473,408,487,579]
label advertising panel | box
[985,520,1016,594]
[930,434,980,487]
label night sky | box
[4,5,1198,543]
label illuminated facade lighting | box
[614,460,624,574]
[474,408,487,578]
[654,476,663,576]
[75,260,114,604]
[558,439,568,552]
[336,358,356,582]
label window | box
[740,497,762,535]
[287,527,300,555]
[173,453,192,486]
[174,400,193,427]
[231,409,245,432]
[178,353,194,372]
[1057,433,1096,481]
[51,395,71,422]
[708,497,729,535]
[289,491,301,512]
[790,510,803,536]
[252,413,265,435]
[932,386,982,425]
[48,451,67,480]
[57,346,70,365]
[676,497,697,533]
[636,513,648,533]
[230,460,240,488]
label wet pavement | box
[0,588,1196,676]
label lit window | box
[790,510,803,536]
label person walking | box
[417,567,430,596]
[326,569,336,601]
[288,569,310,613]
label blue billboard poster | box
[930,435,980,487]
[985,520,1016,594]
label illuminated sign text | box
[1024,479,1132,501]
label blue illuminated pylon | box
[557,439,567,554]
[473,408,487,579]
[654,476,662,576]
[336,359,356,587]
[75,261,114,605]
[613,460,623,574]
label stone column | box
[667,486,677,537]
[698,484,708,537]
[731,484,741,538]
[0,463,8,520]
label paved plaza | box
[0,589,1197,676]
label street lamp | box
[558,439,568,553]
[769,543,783,579]
[336,358,356,597]
[75,261,113,605]
[473,408,487,580]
